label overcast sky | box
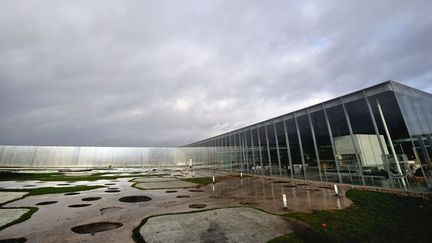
[1,0,431,147]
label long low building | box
[185,80,432,191]
[1,80,431,192]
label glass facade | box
[186,81,432,192]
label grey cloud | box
[0,0,431,146]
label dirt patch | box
[176,195,191,198]
[0,237,27,243]
[189,204,207,209]
[71,222,123,234]
[68,204,91,208]
[297,183,309,186]
[118,196,152,203]
[189,189,204,192]
[64,192,80,195]
[82,197,101,201]
[165,190,177,193]
[36,201,58,205]
[282,185,297,188]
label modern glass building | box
[185,81,432,191]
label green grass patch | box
[270,189,432,243]
[0,185,104,231]
[231,174,252,178]
[0,207,38,231]
[181,177,212,185]
[0,171,165,182]
[0,185,105,206]
[0,185,104,196]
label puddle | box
[239,201,259,206]
[108,187,119,190]
[57,184,70,186]
[105,190,120,193]
[297,183,309,186]
[189,189,204,192]
[64,192,80,195]
[82,197,102,201]
[176,195,191,198]
[118,196,152,203]
[282,185,297,188]
[188,204,207,209]
[36,201,58,205]
[0,237,27,243]
[68,204,92,208]
[271,181,289,184]
[209,195,223,199]
[104,183,116,186]
[165,190,177,193]
[71,222,123,234]
[23,185,36,187]
[319,186,333,189]
[304,188,320,191]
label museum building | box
[185,81,432,191]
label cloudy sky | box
[1,0,431,147]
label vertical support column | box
[233,133,238,172]
[416,135,432,167]
[241,132,245,171]
[377,100,406,188]
[341,97,366,186]
[257,126,264,175]
[243,131,249,173]
[229,134,233,172]
[265,123,273,176]
[294,113,307,180]
[308,109,323,182]
[363,91,394,187]
[216,138,221,171]
[273,120,282,176]
[417,135,432,167]
[250,127,256,174]
[283,116,294,179]
[323,104,342,183]
[225,136,229,171]
[426,134,432,164]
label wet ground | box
[0,169,352,243]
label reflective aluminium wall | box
[186,81,432,192]
[0,146,181,168]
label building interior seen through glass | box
[185,81,432,192]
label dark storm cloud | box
[0,0,431,146]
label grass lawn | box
[0,206,38,231]
[0,185,105,231]
[270,189,432,243]
[0,171,164,182]
[0,185,105,206]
